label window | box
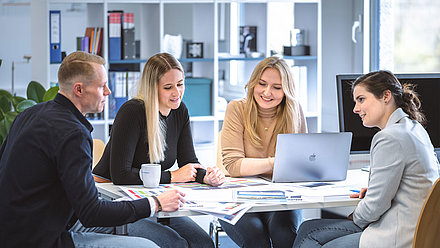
[377,0,440,72]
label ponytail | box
[400,84,426,125]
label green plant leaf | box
[42,86,59,102]
[16,99,37,113]
[0,119,7,143]
[6,111,18,119]
[11,96,26,111]
[0,90,12,101]
[27,81,46,103]
[0,95,11,116]
[4,112,17,133]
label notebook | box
[262,132,352,183]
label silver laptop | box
[264,132,352,183]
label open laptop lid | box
[269,132,352,183]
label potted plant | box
[0,75,59,145]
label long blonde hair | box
[135,53,184,163]
[244,56,301,146]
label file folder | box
[108,11,122,61]
[84,27,94,53]
[49,10,62,63]
[96,27,103,56]
[122,13,136,60]
[81,36,89,52]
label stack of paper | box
[182,202,252,225]
[233,189,302,203]
[288,182,360,202]
[120,186,252,225]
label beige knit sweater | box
[221,98,307,177]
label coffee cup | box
[139,164,161,188]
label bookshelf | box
[34,0,372,166]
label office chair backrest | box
[413,177,440,247]
[92,138,106,170]
[216,130,230,177]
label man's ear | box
[73,82,83,96]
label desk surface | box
[96,170,368,218]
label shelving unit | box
[35,0,326,165]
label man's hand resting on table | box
[203,167,226,187]
[156,189,186,212]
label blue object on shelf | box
[108,11,122,61]
[183,78,212,116]
[109,37,122,61]
[49,10,62,63]
[114,97,127,118]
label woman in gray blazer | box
[293,70,440,248]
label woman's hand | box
[350,187,367,199]
[170,163,203,183]
[156,189,186,212]
[203,167,226,186]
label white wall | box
[164,4,193,40]
[0,4,32,96]
[321,0,365,132]
[0,2,90,95]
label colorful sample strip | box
[166,179,267,190]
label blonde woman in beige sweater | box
[219,56,307,248]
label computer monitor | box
[336,73,440,154]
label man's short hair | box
[58,51,106,92]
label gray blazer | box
[353,108,439,248]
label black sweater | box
[0,94,150,248]
[93,99,206,184]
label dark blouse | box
[93,99,206,184]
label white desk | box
[96,169,369,218]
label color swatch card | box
[234,189,303,203]
[120,186,166,200]
[167,178,267,190]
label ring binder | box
[49,10,62,63]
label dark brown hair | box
[352,70,426,125]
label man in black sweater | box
[0,51,185,248]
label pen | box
[350,190,360,193]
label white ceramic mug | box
[139,164,161,188]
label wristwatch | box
[151,195,162,212]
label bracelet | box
[151,195,162,212]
